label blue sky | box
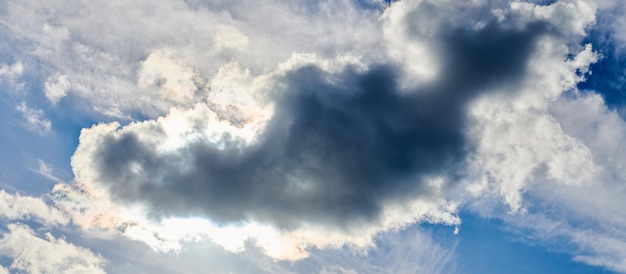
[1,0,626,273]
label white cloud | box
[44,73,71,104]
[0,223,106,274]
[0,61,23,80]
[0,189,68,226]
[509,0,596,36]
[464,0,598,211]
[50,0,612,266]
[16,102,52,135]
[4,0,626,272]
[0,186,103,273]
[454,1,626,272]
[521,93,626,272]
[0,61,25,93]
[137,51,206,106]
[0,0,382,119]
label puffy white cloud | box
[463,0,598,211]
[137,51,207,106]
[509,0,596,36]
[0,223,106,274]
[519,93,626,272]
[0,189,68,226]
[0,188,104,273]
[453,1,626,272]
[0,61,23,81]
[44,73,71,104]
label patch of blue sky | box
[0,96,52,193]
[578,21,626,111]
[0,84,89,195]
[448,212,617,274]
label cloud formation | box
[6,0,626,272]
[0,190,67,226]
[0,189,105,273]
[0,223,106,274]
[84,19,544,227]
[16,102,52,135]
[60,0,571,261]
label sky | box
[1,0,626,273]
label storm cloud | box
[83,19,547,231]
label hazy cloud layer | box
[0,0,383,118]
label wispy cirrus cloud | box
[15,102,51,135]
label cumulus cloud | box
[0,188,104,273]
[0,223,106,274]
[511,92,626,272]
[57,0,578,261]
[0,189,68,226]
[5,0,626,272]
[44,73,71,105]
[447,1,626,272]
[465,43,600,211]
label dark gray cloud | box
[91,19,547,230]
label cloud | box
[0,189,104,273]
[0,189,68,227]
[44,73,71,105]
[449,1,626,272]
[292,225,458,274]
[15,102,52,135]
[0,223,106,274]
[30,159,65,184]
[0,61,23,81]
[73,221,456,274]
[515,92,626,272]
[5,0,626,272]
[0,61,24,93]
[0,0,382,119]
[59,0,566,261]
[462,1,598,211]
